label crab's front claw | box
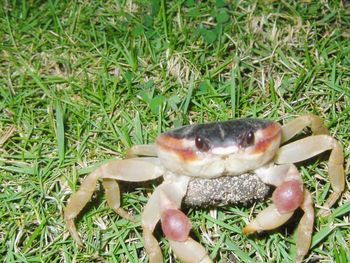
[243,192,313,263]
[244,178,304,234]
[160,208,211,263]
[160,208,212,263]
[141,175,212,263]
[277,134,344,216]
[169,238,212,263]
[161,209,192,241]
[249,164,314,262]
[243,204,294,234]
[245,190,314,263]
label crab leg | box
[245,164,314,262]
[275,135,344,213]
[281,114,329,143]
[102,179,134,220]
[126,144,158,158]
[94,145,158,222]
[65,168,100,245]
[141,174,212,263]
[141,182,171,263]
[296,190,314,263]
[64,157,164,245]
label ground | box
[0,0,349,262]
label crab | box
[64,114,344,263]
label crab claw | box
[161,208,192,242]
[169,238,213,263]
[243,204,294,234]
[247,164,315,262]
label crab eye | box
[195,136,209,152]
[240,131,255,148]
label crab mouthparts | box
[211,146,239,155]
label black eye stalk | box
[195,136,210,152]
[240,131,255,148]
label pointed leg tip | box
[77,239,83,247]
[115,207,136,222]
[70,232,83,247]
[242,225,256,234]
[66,218,83,246]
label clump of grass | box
[1,1,349,262]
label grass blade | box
[55,102,65,164]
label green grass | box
[1,0,350,262]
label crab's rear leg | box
[126,144,158,158]
[102,179,134,220]
[65,168,100,246]
[245,164,314,263]
[280,114,329,143]
[276,135,344,214]
[64,158,164,245]
[296,190,314,263]
[142,175,212,263]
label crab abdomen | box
[183,173,270,207]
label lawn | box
[1,0,349,262]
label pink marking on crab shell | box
[161,208,192,241]
[272,179,304,214]
[156,134,197,160]
[254,122,281,153]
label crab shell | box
[156,119,281,177]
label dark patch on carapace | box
[164,119,274,149]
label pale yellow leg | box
[126,144,157,158]
[64,158,164,246]
[141,183,164,263]
[281,114,329,143]
[65,169,101,245]
[102,179,134,221]
[323,139,345,213]
[296,190,314,263]
[143,228,163,263]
